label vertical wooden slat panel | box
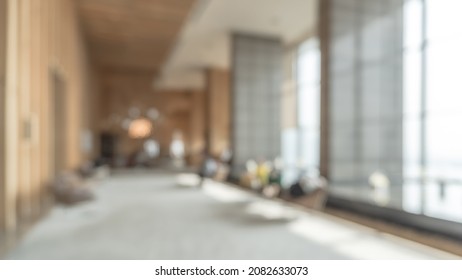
[67,0,80,169]
[39,0,50,209]
[30,0,41,216]
[4,0,20,232]
[206,68,231,157]
[189,89,206,166]
[0,0,8,231]
[18,0,32,221]
[2,0,103,235]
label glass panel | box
[328,0,462,224]
[426,41,462,115]
[329,0,404,209]
[424,182,462,223]
[298,39,320,84]
[297,85,320,128]
[403,0,423,50]
[403,50,422,117]
[426,114,462,180]
[403,181,422,214]
[232,35,283,169]
[427,0,462,42]
[282,128,299,186]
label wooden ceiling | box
[77,0,196,75]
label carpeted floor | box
[6,171,458,259]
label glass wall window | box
[281,38,321,186]
[232,35,282,176]
[329,0,462,224]
[329,0,403,207]
[422,0,462,222]
[297,39,321,174]
[402,0,462,222]
[402,0,424,214]
[282,128,299,186]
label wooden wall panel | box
[0,0,7,230]
[206,69,231,158]
[38,0,51,209]
[189,90,206,166]
[4,0,20,232]
[29,0,39,216]
[17,0,32,220]
[1,0,101,233]
[98,73,199,160]
[78,0,200,167]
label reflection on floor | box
[7,171,459,259]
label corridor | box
[7,171,457,260]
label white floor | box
[7,171,459,259]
